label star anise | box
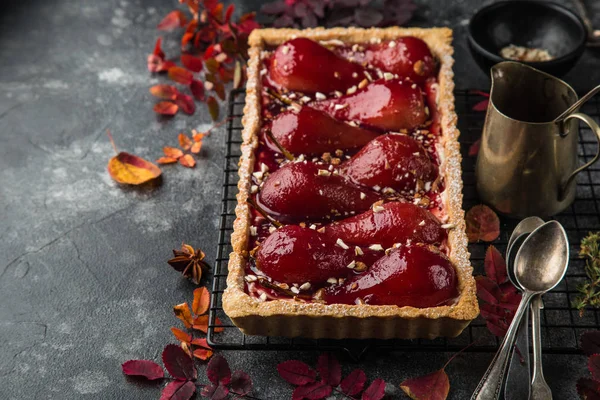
[168,243,210,284]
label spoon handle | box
[471,292,535,400]
[531,295,553,399]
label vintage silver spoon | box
[471,221,569,400]
[504,217,544,400]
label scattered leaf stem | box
[246,197,282,228]
[264,129,294,161]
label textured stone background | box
[1,0,599,398]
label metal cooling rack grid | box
[207,88,600,357]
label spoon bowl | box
[506,217,545,287]
[514,221,570,293]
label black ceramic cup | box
[468,0,587,77]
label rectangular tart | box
[222,27,479,339]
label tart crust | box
[222,27,479,339]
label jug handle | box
[559,113,600,200]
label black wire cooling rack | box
[207,88,600,358]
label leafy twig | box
[574,232,600,316]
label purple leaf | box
[317,353,341,387]
[292,381,333,400]
[301,12,318,28]
[274,14,295,28]
[122,360,164,380]
[201,383,229,400]
[362,378,386,400]
[294,2,309,18]
[261,1,288,14]
[162,344,196,381]
[277,360,317,386]
[340,369,367,396]
[206,355,231,385]
[582,331,600,356]
[230,371,253,396]
[354,8,383,27]
[160,380,196,400]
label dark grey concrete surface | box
[1,0,598,398]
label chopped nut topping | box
[346,260,356,269]
[364,71,373,81]
[334,103,348,111]
[309,224,317,230]
[315,92,326,100]
[313,288,325,301]
[347,86,357,95]
[290,286,300,294]
[331,157,341,165]
[360,192,366,200]
[317,169,331,177]
[259,292,267,301]
[245,274,258,282]
[373,205,385,213]
[351,282,358,290]
[334,71,340,78]
[300,96,311,103]
[383,72,394,81]
[354,261,368,272]
[418,220,426,226]
[321,152,332,163]
[369,244,384,251]
[317,227,326,233]
[335,149,344,157]
[249,226,257,236]
[413,60,425,76]
[373,185,381,192]
[278,283,290,290]
[355,297,365,305]
[355,246,363,256]
[334,90,343,98]
[250,185,258,194]
[336,238,349,249]
[299,282,311,291]
[327,277,338,285]
[281,45,290,55]
[252,171,263,180]
[358,78,369,89]
[269,226,276,234]
[441,223,456,229]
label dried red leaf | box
[175,93,196,115]
[230,371,253,396]
[468,139,481,157]
[277,360,317,386]
[191,337,212,349]
[475,276,501,305]
[578,377,600,400]
[590,354,600,381]
[160,380,196,400]
[164,146,184,159]
[153,37,165,59]
[168,66,194,85]
[340,369,367,396]
[108,152,162,185]
[190,79,206,101]
[201,383,229,400]
[362,378,386,400]
[292,381,332,400]
[174,303,194,328]
[317,353,341,387]
[224,4,235,23]
[400,369,449,400]
[154,101,179,116]
[193,348,214,361]
[171,327,192,343]
[150,84,179,100]
[181,54,204,72]
[207,354,232,386]
[484,245,508,284]
[465,205,500,243]
[162,344,197,381]
[191,141,202,154]
[157,156,179,164]
[192,287,210,315]
[582,331,600,356]
[179,154,196,168]
[179,133,193,151]
[122,360,164,380]
[472,99,489,112]
[207,96,219,121]
[158,10,188,31]
[192,315,224,333]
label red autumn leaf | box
[468,139,481,157]
[400,369,449,400]
[277,360,317,386]
[590,354,600,381]
[193,348,214,361]
[582,331,600,356]
[164,146,184,159]
[475,276,501,305]
[292,381,332,400]
[577,378,600,400]
[362,378,386,400]
[175,93,196,115]
[465,204,500,243]
[122,360,164,380]
[484,246,508,284]
[192,315,224,333]
[154,101,179,116]
[171,327,192,343]
[207,354,232,385]
[162,344,197,381]
[168,66,194,85]
[149,55,177,73]
[160,380,196,400]
[150,84,179,100]
[174,302,194,328]
[317,353,341,387]
[192,287,210,315]
[224,4,234,23]
[191,337,212,349]
[157,156,179,164]
[230,371,253,396]
[472,99,489,112]
[207,96,219,121]
[158,10,188,31]
[179,154,196,168]
[190,79,205,101]
[153,37,165,59]
[471,90,490,98]
[179,133,193,151]
[340,369,367,396]
[181,54,204,72]
[201,384,229,400]
[108,152,162,185]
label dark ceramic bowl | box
[468,0,587,77]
